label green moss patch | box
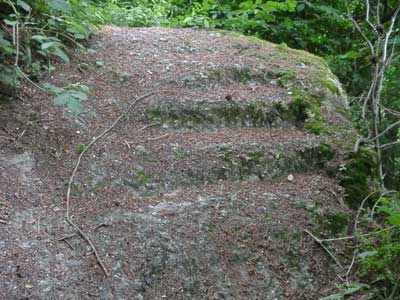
[146,101,291,129]
[278,69,296,87]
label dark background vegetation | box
[1,0,399,299]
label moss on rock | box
[146,101,292,129]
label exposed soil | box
[0,26,351,299]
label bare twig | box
[381,104,400,116]
[381,140,400,150]
[348,0,400,187]
[136,122,160,132]
[63,90,174,277]
[345,253,356,282]
[346,0,375,55]
[120,122,160,147]
[148,133,169,141]
[317,225,396,243]
[354,191,379,233]
[58,233,78,241]
[61,239,75,251]
[383,5,400,62]
[16,66,48,94]
[18,130,26,139]
[5,0,20,66]
[365,0,377,31]
[123,140,131,149]
[305,229,345,271]
[366,119,400,143]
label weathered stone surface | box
[0,27,353,299]
[0,176,344,300]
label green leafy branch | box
[44,83,90,115]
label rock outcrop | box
[0,27,353,299]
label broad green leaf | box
[378,205,392,214]
[41,41,56,50]
[69,91,88,101]
[32,35,47,41]
[388,214,400,225]
[67,98,85,114]
[87,48,97,54]
[17,0,31,12]
[53,93,70,105]
[0,31,11,46]
[239,1,255,10]
[53,47,70,63]
[4,19,18,26]
[344,50,360,60]
[66,23,90,40]
[358,251,377,259]
[0,68,17,87]
[343,283,369,295]
[297,3,305,12]
[47,18,56,26]
[50,0,71,14]
[68,83,91,94]
[37,50,48,57]
[0,74,16,87]
[43,83,65,94]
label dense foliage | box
[0,0,101,113]
[353,192,400,300]
[1,0,399,299]
[0,0,93,83]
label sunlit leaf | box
[32,35,47,41]
[358,251,377,259]
[388,214,400,225]
[41,41,56,50]
[50,0,71,14]
[4,19,18,26]
[297,3,305,12]
[0,31,11,47]
[67,98,85,114]
[343,283,369,295]
[53,47,70,63]
[53,93,70,105]
[17,0,31,12]
[68,83,91,94]
[69,91,88,100]
[43,83,65,94]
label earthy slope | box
[0,27,353,299]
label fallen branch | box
[306,189,399,285]
[305,229,345,271]
[58,233,78,241]
[119,122,160,147]
[315,225,396,243]
[148,133,169,141]
[16,66,48,94]
[64,90,174,277]
[0,90,25,102]
[136,122,160,132]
